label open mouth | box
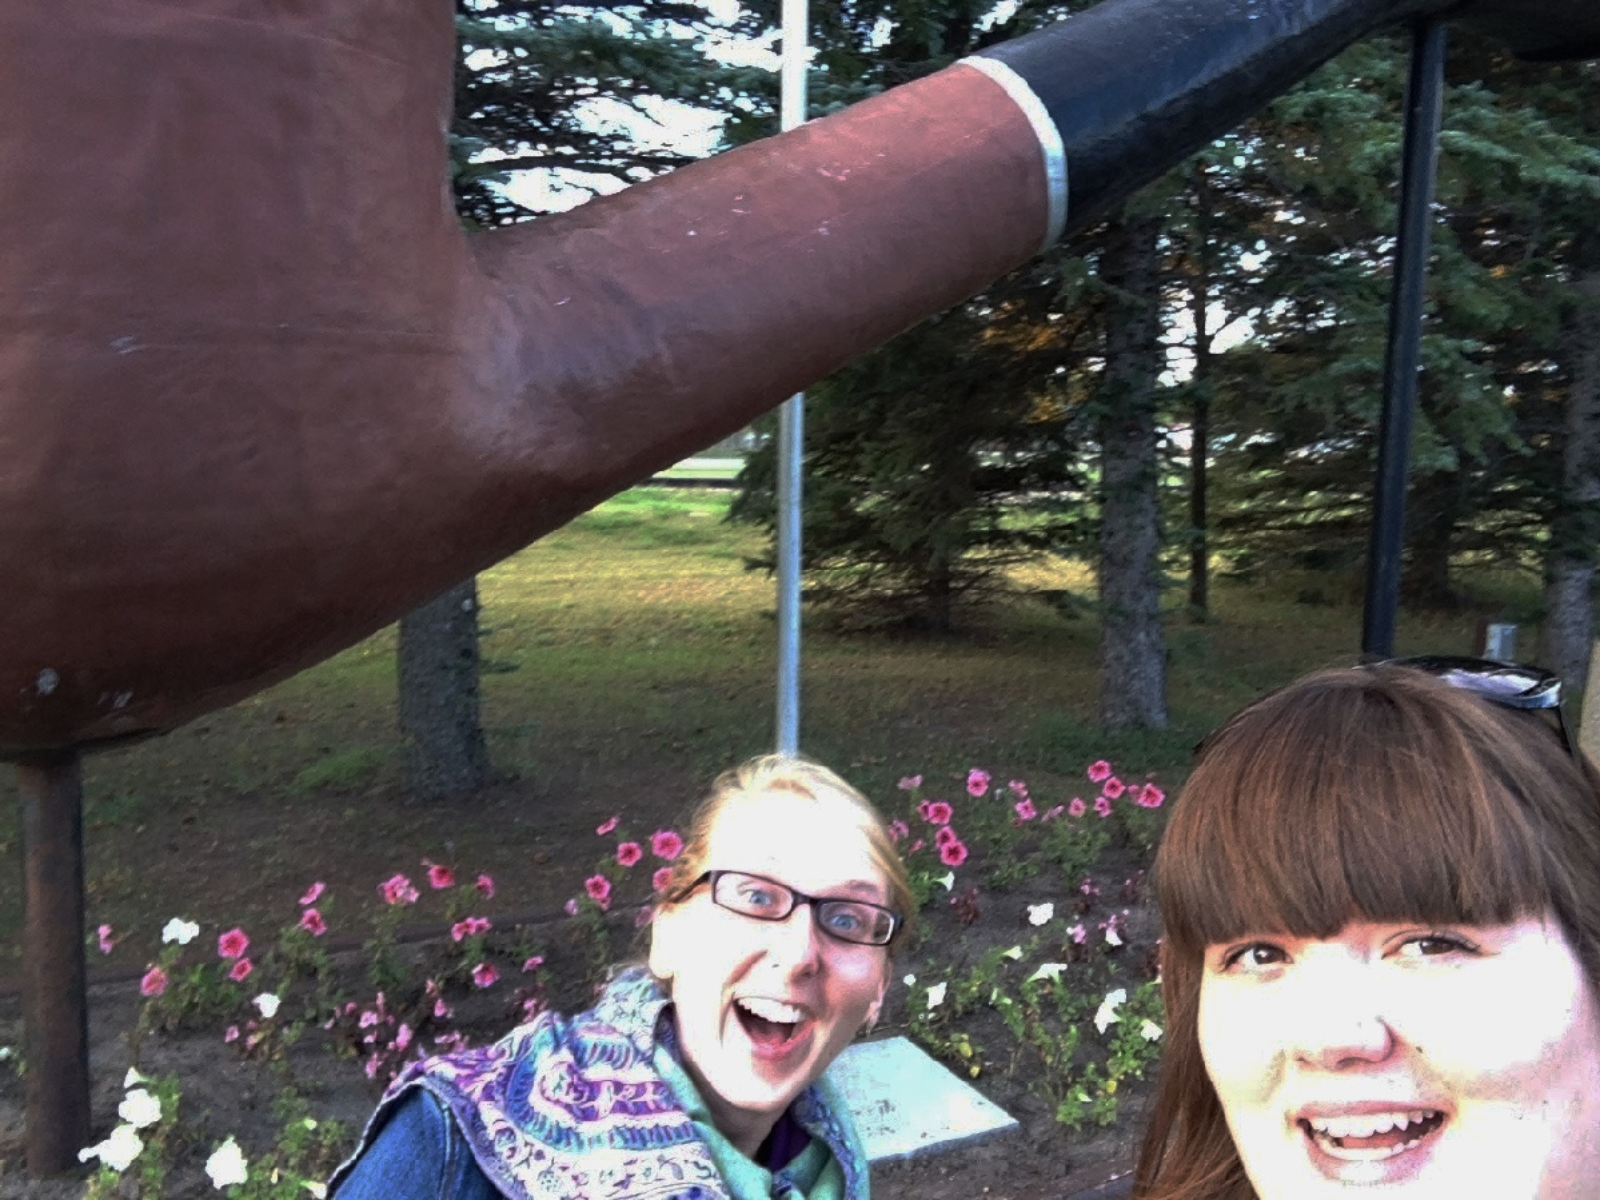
[1300,1110,1447,1160]
[734,996,810,1054]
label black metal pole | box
[17,750,91,1175]
[1362,20,1448,658]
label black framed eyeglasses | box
[678,870,901,947]
[1379,654,1576,757]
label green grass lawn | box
[0,487,1535,974]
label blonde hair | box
[655,754,916,951]
[1135,665,1600,1200]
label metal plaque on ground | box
[824,1035,1020,1163]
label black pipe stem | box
[1362,20,1448,658]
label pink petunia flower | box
[1014,798,1037,821]
[925,801,952,826]
[1137,783,1166,809]
[887,819,910,843]
[1008,779,1029,799]
[229,957,254,983]
[1087,760,1112,783]
[935,825,959,849]
[1068,923,1088,944]
[140,966,168,997]
[1102,776,1126,800]
[475,873,496,899]
[917,799,933,821]
[394,1023,413,1052]
[616,842,643,868]
[1042,805,1065,821]
[1068,797,1087,818]
[1094,795,1113,818]
[909,839,924,853]
[434,997,452,1019]
[896,775,923,791]
[522,955,545,973]
[650,829,684,860]
[595,816,619,836]
[966,769,991,798]
[584,875,612,911]
[97,924,116,955]
[217,928,249,959]
[652,867,675,893]
[426,862,455,890]
[472,962,499,988]
[224,1025,240,1043]
[564,898,580,917]
[299,881,326,907]
[299,908,327,937]
[380,874,419,906]
[939,838,969,867]
[450,916,492,942]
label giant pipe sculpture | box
[3,0,1598,758]
[5,0,1599,1175]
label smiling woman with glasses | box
[1134,660,1600,1200]
[332,755,912,1200]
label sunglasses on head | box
[1195,655,1578,762]
[1377,654,1576,758]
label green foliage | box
[451,0,772,225]
[733,304,1093,631]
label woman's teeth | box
[1303,1110,1446,1156]
[737,997,804,1024]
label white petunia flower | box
[926,982,947,1010]
[161,918,200,946]
[1027,902,1054,926]
[123,1067,148,1089]
[205,1137,249,1189]
[1027,962,1068,984]
[1104,924,1123,947]
[79,1124,145,1173]
[1140,1019,1164,1042]
[902,974,916,988]
[1001,945,1023,960]
[253,993,281,1019]
[118,1088,162,1129]
[304,1184,328,1199]
[937,872,956,891]
[1094,988,1128,1034]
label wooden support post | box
[16,750,90,1175]
[1581,641,1600,765]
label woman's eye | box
[1223,942,1288,970]
[823,907,864,934]
[1395,932,1475,959]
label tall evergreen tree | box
[400,1,766,797]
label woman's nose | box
[763,903,824,975]
[1286,971,1397,1070]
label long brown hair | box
[1133,665,1600,1199]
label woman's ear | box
[863,968,888,1032]
[648,903,680,984]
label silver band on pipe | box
[958,56,1068,253]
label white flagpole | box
[774,0,807,755]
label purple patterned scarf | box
[333,968,868,1200]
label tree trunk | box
[1540,270,1600,694]
[1400,469,1464,610]
[1098,213,1169,731]
[1187,165,1213,620]
[398,577,490,800]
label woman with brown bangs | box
[1132,661,1600,1200]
